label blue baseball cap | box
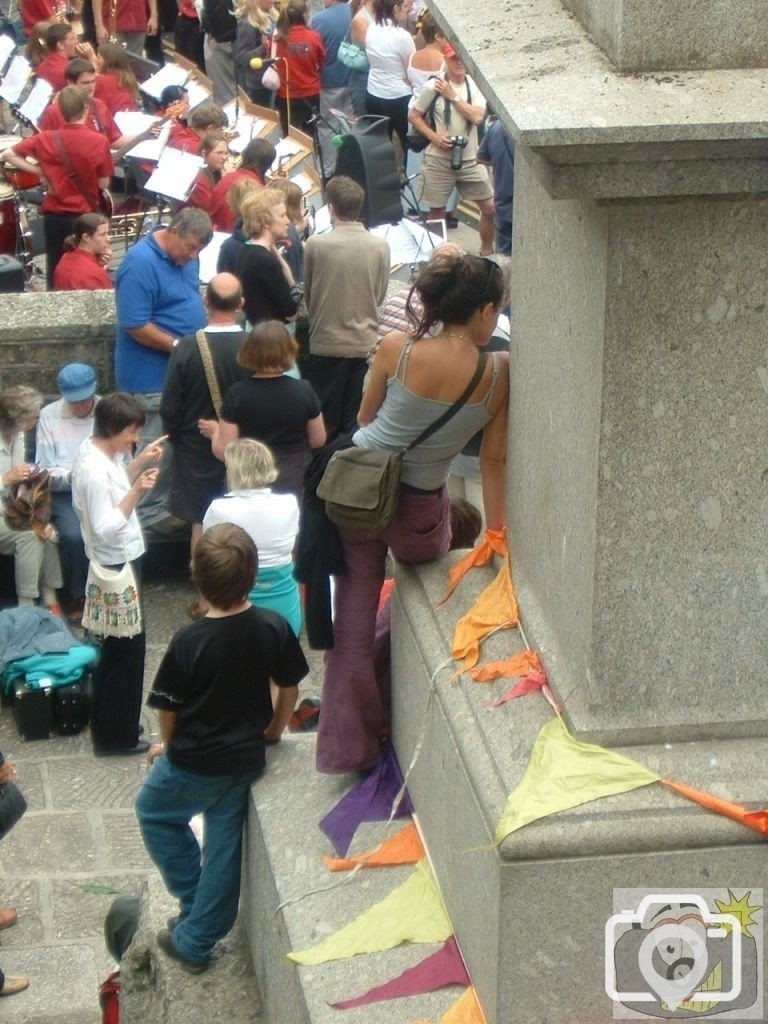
[57,363,97,403]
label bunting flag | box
[287,860,452,966]
[414,985,486,1024]
[451,558,519,675]
[323,822,425,872]
[495,717,660,844]
[331,936,469,1010]
[319,743,414,857]
[485,670,547,707]
[472,649,542,683]
[438,529,508,606]
[663,780,768,837]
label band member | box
[94,41,141,114]
[167,99,228,154]
[183,133,229,214]
[0,87,113,290]
[36,21,78,90]
[92,0,158,54]
[53,212,113,290]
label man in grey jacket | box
[303,175,390,438]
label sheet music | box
[144,147,203,201]
[186,79,210,108]
[370,219,444,267]
[313,203,332,234]
[290,171,313,195]
[270,137,302,174]
[140,63,188,101]
[114,110,160,136]
[17,78,53,127]
[0,55,31,105]
[198,231,230,284]
[125,121,170,161]
[0,34,15,75]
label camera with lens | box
[448,135,468,170]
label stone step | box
[241,732,468,1024]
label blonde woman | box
[203,439,301,633]
[235,189,299,327]
[235,0,279,107]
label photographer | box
[408,43,494,255]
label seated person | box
[36,364,98,619]
[183,134,230,215]
[168,99,228,155]
[208,137,275,233]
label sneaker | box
[94,740,150,757]
[156,928,209,975]
[445,212,460,228]
[289,697,321,733]
[0,976,29,997]
[166,914,186,931]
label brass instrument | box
[109,0,118,42]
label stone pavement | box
[0,542,322,1024]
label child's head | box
[192,524,257,609]
[449,497,482,550]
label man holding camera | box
[409,43,494,254]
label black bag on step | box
[52,678,91,735]
[13,682,53,741]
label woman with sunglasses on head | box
[316,252,509,775]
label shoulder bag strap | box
[403,350,487,454]
[196,329,223,417]
[52,130,94,209]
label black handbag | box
[0,781,27,840]
[317,350,487,534]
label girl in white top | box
[364,0,414,160]
[406,9,444,97]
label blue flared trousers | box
[135,755,262,963]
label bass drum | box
[0,183,18,256]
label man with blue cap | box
[36,363,98,621]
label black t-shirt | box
[147,606,308,775]
[235,242,299,325]
[220,375,321,452]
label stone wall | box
[0,291,117,397]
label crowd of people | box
[0,0,515,994]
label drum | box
[0,183,18,257]
[0,136,39,191]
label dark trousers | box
[365,92,410,160]
[276,94,319,137]
[44,211,77,291]
[174,14,205,71]
[51,491,88,601]
[90,560,145,750]
[301,354,367,438]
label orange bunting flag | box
[451,558,519,675]
[414,985,486,1024]
[323,822,426,872]
[472,649,542,684]
[438,529,507,606]
[663,780,768,837]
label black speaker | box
[334,116,402,228]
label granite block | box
[0,943,101,1024]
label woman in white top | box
[348,0,374,117]
[72,393,166,756]
[203,438,301,635]
[0,386,62,610]
[364,0,414,161]
[406,9,444,95]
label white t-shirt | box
[71,438,145,565]
[202,489,299,568]
[365,21,414,99]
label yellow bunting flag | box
[471,649,542,683]
[438,529,507,606]
[414,985,486,1024]
[323,822,426,872]
[452,558,519,674]
[495,717,660,845]
[287,859,452,965]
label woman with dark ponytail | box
[53,213,113,291]
[316,252,509,774]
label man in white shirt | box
[36,364,98,620]
[409,44,494,254]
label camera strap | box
[442,75,472,134]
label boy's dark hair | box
[93,393,146,438]
[65,57,95,83]
[325,175,364,221]
[449,497,482,549]
[192,524,258,609]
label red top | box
[275,25,325,99]
[99,0,148,34]
[40,97,121,146]
[168,122,201,154]
[209,167,263,233]
[36,53,69,91]
[183,168,217,214]
[94,73,139,115]
[21,0,55,36]
[13,125,113,215]
[53,247,113,290]
[179,0,198,18]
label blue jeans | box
[135,756,262,962]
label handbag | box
[338,26,369,72]
[262,35,280,91]
[82,560,142,638]
[317,349,487,534]
[0,781,27,840]
[4,467,53,538]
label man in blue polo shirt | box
[311,0,352,178]
[477,118,515,256]
[115,208,212,532]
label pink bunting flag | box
[485,671,562,714]
[330,936,469,1010]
